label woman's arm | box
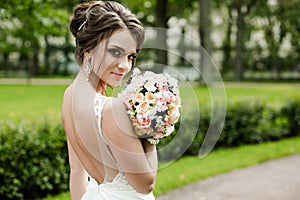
[142,139,158,174]
[67,139,88,200]
[102,98,158,194]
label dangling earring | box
[84,58,92,82]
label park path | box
[156,153,300,200]
[0,78,72,85]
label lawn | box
[0,84,67,121]
[1,82,299,121]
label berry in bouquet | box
[118,68,181,144]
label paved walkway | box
[0,78,72,85]
[157,153,300,200]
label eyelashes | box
[107,48,137,61]
[108,48,122,58]
[128,54,137,61]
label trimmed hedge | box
[0,98,299,199]
[158,98,300,159]
[0,120,69,200]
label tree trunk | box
[62,33,73,75]
[199,0,212,84]
[30,42,40,76]
[2,53,9,75]
[155,0,168,72]
[44,35,50,75]
[234,0,245,80]
[221,4,233,74]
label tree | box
[262,0,300,78]
[123,0,196,72]
[199,0,212,83]
[155,0,168,71]
[233,0,257,80]
[0,0,76,76]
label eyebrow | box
[108,45,137,54]
[108,45,125,52]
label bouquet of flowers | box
[118,68,181,144]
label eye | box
[128,54,137,61]
[108,48,122,58]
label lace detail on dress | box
[111,171,129,185]
[94,93,109,145]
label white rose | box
[168,108,180,123]
[144,81,157,92]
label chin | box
[108,82,122,87]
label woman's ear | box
[84,51,91,60]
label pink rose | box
[136,101,150,113]
[153,132,164,139]
[145,92,157,104]
[156,97,167,112]
[136,113,151,128]
[134,92,144,103]
[162,90,176,103]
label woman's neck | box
[97,81,106,95]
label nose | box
[117,56,131,70]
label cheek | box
[96,60,111,78]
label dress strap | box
[94,93,109,145]
[94,93,120,170]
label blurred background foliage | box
[0,0,299,80]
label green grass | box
[0,84,67,121]
[191,82,300,107]
[1,82,299,121]
[44,136,300,199]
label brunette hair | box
[69,1,145,65]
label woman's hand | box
[142,138,156,153]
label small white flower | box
[133,68,141,75]
[144,81,157,92]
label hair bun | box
[69,2,90,37]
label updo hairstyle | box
[69,1,145,65]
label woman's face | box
[88,29,138,88]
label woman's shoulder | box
[61,84,74,121]
[102,96,136,138]
[62,84,74,101]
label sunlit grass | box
[0,84,67,121]
[1,82,299,121]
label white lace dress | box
[81,94,155,200]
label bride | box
[61,1,157,199]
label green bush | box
[281,99,300,136]
[218,100,290,147]
[158,97,300,159]
[0,120,69,200]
